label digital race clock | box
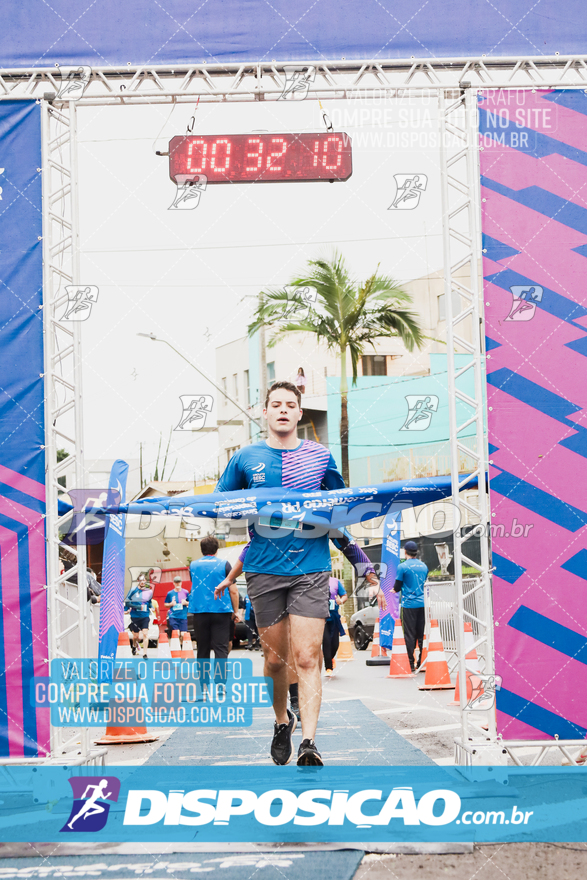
[168,132,352,184]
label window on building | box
[361,355,387,376]
[221,377,227,406]
[438,291,461,321]
[226,445,240,463]
[244,370,250,405]
[233,373,238,400]
[267,361,275,384]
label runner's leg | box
[322,620,333,670]
[289,614,325,741]
[258,617,290,725]
[415,607,425,666]
[402,608,417,670]
[330,623,340,663]
[195,613,212,658]
[210,612,232,659]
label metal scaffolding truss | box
[2,55,587,105]
[438,86,496,759]
[4,54,586,762]
[41,99,90,758]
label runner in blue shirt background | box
[393,540,428,672]
[125,572,153,658]
[188,535,239,659]
[164,575,189,638]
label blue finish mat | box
[0,851,364,880]
[146,699,434,766]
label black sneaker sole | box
[297,746,323,766]
[270,712,297,765]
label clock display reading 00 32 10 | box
[168,132,352,184]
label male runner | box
[165,575,190,638]
[215,380,380,766]
[125,573,153,658]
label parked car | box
[349,596,379,650]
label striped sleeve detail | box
[282,441,332,490]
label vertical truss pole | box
[41,98,88,758]
[69,100,89,756]
[439,87,496,758]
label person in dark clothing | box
[187,537,239,659]
[393,540,428,672]
[322,577,347,675]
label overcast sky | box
[77,94,447,487]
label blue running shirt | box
[216,440,344,576]
[395,558,428,608]
[164,589,189,620]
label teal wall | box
[326,354,485,482]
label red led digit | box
[312,140,320,167]
[267,137,288,171]
[210,138,231,172]
[245,138,264,172]
[187,139,207,173]
[322,136,343,170]
[171,132,351,182]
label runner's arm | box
[215,451,246,493]
[228,582,239,615]
[320,454,346,490]
[214,560,241,599]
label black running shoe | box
[290,698,301,723]
[297,738,323,766]
[270,709,296,765]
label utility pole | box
[255,293,268,440]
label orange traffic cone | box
[117,630,133,659]
[416,630,428,672]
[418,619,454,690]
[158,630,171,659]
[170,629,182,658]
[180,633,195,659]
[95,632,159,745]
[449,622,482,706]
[387,619,414,678]
[366,617,389,667]
[336,619,354,661]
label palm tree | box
[249,252,424,485]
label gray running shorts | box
[245,571,330,629]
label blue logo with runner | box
[60,776,121,833]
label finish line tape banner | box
[90,475,475,532]
[1,766,586,843]
[480,89,587,743]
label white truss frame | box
[3,54,587,764]
[41,99,90,759]
[438,86,496,756]
[2,55,587,104]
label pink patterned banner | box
[480,89,587,740]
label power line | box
[84,232,442,254]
